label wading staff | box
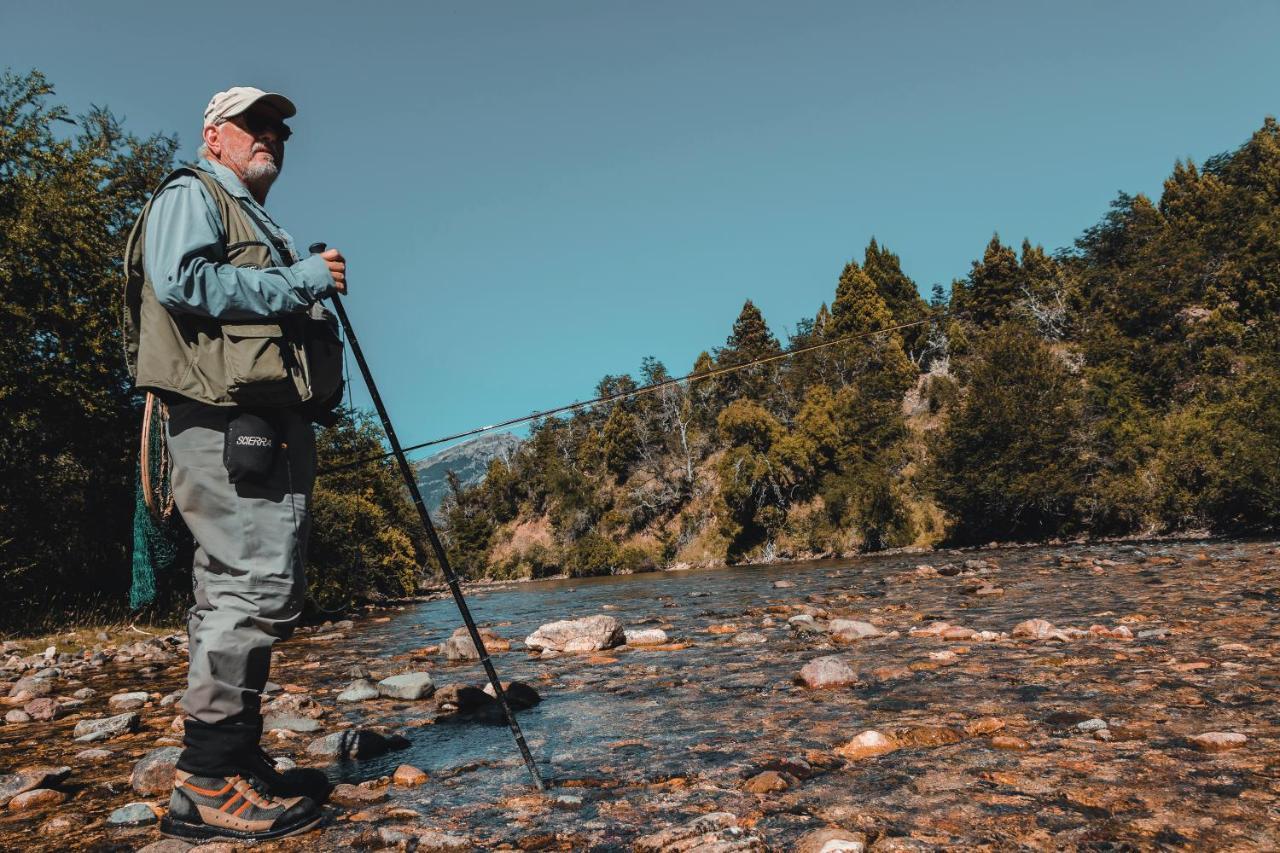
[309,243,546,791]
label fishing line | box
[318,310,956,477]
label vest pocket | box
[222,322,290,398]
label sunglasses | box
[231,111,293,142]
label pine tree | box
[863,238,931,362]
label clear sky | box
[4,1,1277,460]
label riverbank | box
[2,538,1277,850]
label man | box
[123,87,346,841]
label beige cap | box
[203,87,296,127]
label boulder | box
[524,615,624,653]
[377,672,435,701]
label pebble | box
[1189,731,1248,752]
[1076,718,1108,732]
[108,801,159,826]
[4,710,31,724]
[835,730,899,761]
[772,580,795,589]
[798,656,858,689]
[991,735,1030,751]
[73,711,140,742]
[733,631,769,645]
[136,840,195,853]
[377,672,435,700]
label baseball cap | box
[203,87,296,127]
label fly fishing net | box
[129,393,186,609]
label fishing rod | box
[319,310,954,477]
[310,243,546,791]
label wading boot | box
[160,769,322,841]
[243,745,333,803]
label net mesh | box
[129,395,183,610]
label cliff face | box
[413,432,522,514]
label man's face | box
[207,105,289,189]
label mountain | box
[413,432,523,514]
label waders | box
[311,244,546,791]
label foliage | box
[309,408,427,609]
[0,70,178,631]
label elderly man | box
[123,87,346,841]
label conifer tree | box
[862,238,931,362]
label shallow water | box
[4,538,1279,850]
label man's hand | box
[322,248,347,294]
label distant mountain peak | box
[413,432,522,514]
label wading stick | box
[310,243,546,791]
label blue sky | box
[3,1,1277,459]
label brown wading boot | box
[160,769,322,841]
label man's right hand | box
[322,248,347,294]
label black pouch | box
[224,410,280,484]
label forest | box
[3,67,1278,629]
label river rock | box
[524,615,624,653]
[733,631,769,645]
[835,730,899,761]
[330,783,388,806]
[74,748,113,764]
[108,801,158,826]
[337,678,380,702]
[108,691,150,711]
[0,766,70,808]
[263,714,321,733]
[481,680,543,710]
[743,770,789,793]
[634,812,764,852]
[22,698,62,722]
[377,672,435,700]
[796,828,868,853]
[772,580,795,589]
[393,764,428,786]
[1012,618,1068,641]
[829,619,884,641]
[8,674,55,700]
[624,628,670,646]
[442,629,480,661]
[306,728,394,761]
[73,712,140,742]
[130,746,181,795]
[799,656,858,689]
[7,788,66,811]
[4,710,31,725]
[136,840,195,853]
[1189,731,1248,752]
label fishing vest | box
[122,166,343,411]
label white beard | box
[242,159,279,196]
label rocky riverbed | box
[2,538,1278,851]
